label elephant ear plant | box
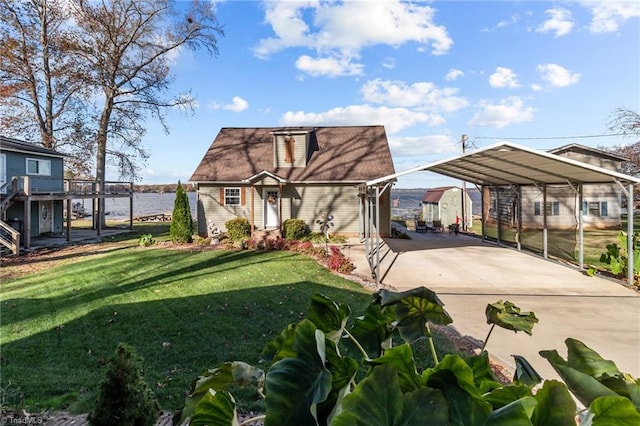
[174,287,640,425]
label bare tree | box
[69,0,223,224]
[607,107,640,176]
[0,0,94,174]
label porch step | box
[253,229,282,241]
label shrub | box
[170,181,193,243]
[137,233,155,247]
[225,218,251,241]
[192,235,212,246]
[328,245,355,273]
[89,343,159,426]
[282,218,309,240]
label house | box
[421,186,473,229]
[517,144,629,230]
[190,126,396,238]
[0,135,133,254]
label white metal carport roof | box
[367,141,640,187]
[363,142,640,286]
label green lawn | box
[0,225,458,413]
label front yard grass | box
[0,225,459,414]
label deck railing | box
[5,176,133,196]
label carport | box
[361,141,640,285]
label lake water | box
[90,188,479,221]
[74,192,197,220]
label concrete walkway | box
[348,228,640,381]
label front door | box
[39,201,53,233]
[264,189,279,228]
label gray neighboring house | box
[518,144,629,230]
[0,135,133,254]
[421,186,473,229]
[190,126,396,238]
[1,136,67,245]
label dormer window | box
[284,136,295,163]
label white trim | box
[224,187,242,206]
[0,153,6,194]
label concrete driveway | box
[348,228,640,381]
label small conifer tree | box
[89,343,160,426]
[170,180,193,243]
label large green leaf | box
[483,385,533,410]
[264,320,332,426]
[482,396,537,426]
[485,301,538,335]
[512,355,542,387]
[189,389,239,426]
[423,354,492,426]
[349,303,395,358]
[260,323,297,363]
[178,361,263,424]
[531,380,576,426]
[365,343,423,393]
[333,364,449,426]
[564,338,622,380]
[590,395,640,425]
[376,287,452,343]
[467,352,502,393]
[307,293,352,343]
[539,349,618,407]
[317,338,359,425]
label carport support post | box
[543,186,548,259]
[578,185,584,269]
[496,187,501,246]
[627,183,634,287]
[376,185,381,285]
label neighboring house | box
[0,135,133,254]
[190,126,396,238]
[421,186,473,229]
[518,144,628,230]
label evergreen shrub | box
[170,181,193,243]
[225,217,251,241]
[89,343,160,426]
[282,218,309,240]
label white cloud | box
[208,96,249,112]
[531,83,543,92]
[481,14,520,32]
[536,64,581,88]
[388,134,458,157]
[445,68,464,81]
[254,0,453,76]
[295,54,363,77]
[468,96,535,128]
[536,8,574,37]
[581,0,640,33]
[360,79,469,112]
[281,104,444,134]
[489,67,520,89]
[381,57,396,69]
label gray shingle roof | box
[190,126,396,183]
[0,135,66,157]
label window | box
[26,158,51,176]
[534,201,559,216]
[224,188,241,206]
[284,136,295,163]
[583,201,608,217]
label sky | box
[132,0,640,188]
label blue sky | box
[133,0,640,188]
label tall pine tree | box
[170,181,193,243]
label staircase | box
[0,178,20,255]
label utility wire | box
[474,133,626,141]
